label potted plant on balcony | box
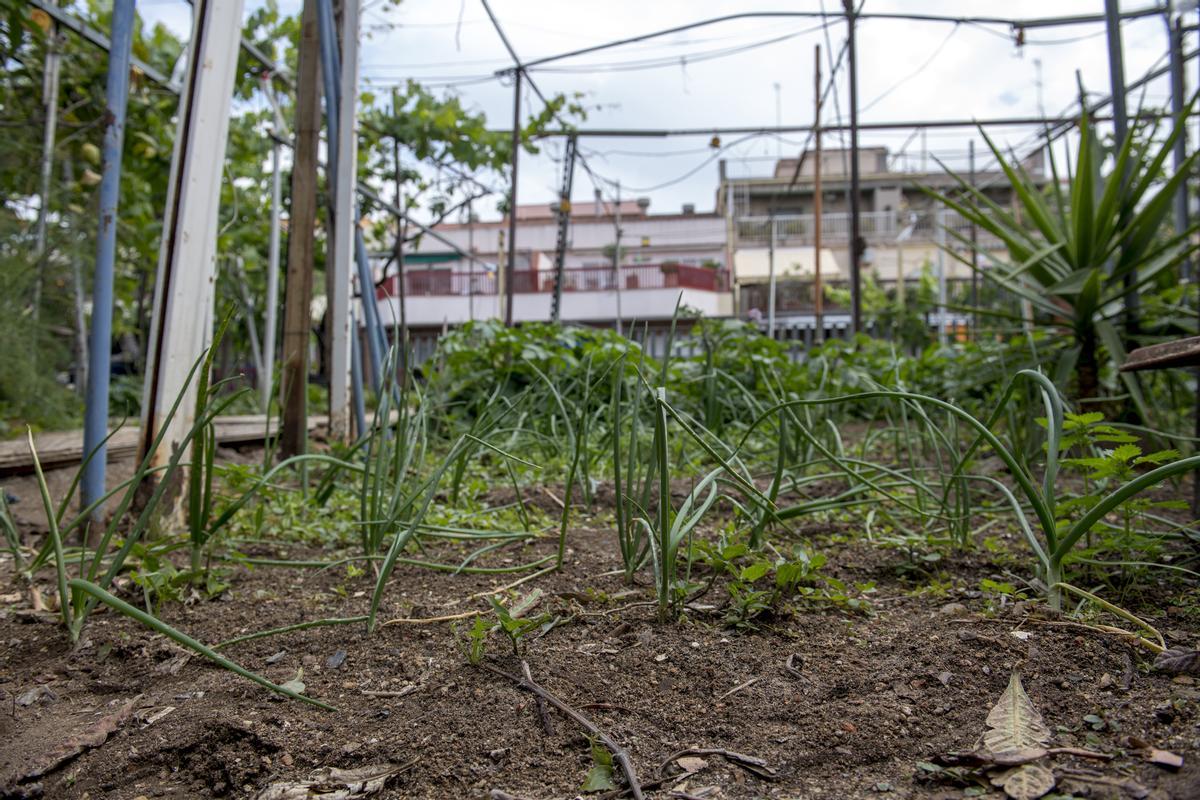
[659,260,682,287]
[700,259,723,289]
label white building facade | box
[373,200,734,331]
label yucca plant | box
[928,94,1199,405]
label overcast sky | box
[137,0,1186,220]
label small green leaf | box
[280,668,306,695]
[739,562,770,583]
[580,764,616,792]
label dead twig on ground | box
[579,702,635,714]
[658,747,779,781]
[453,565,556,607]
[522,660,554,736]
[541,487,565,509]
[361,685,420,698]
[715,677,760,701]
[936,747,1113,768]
[783,653,804,680]
[381,609,481,626]
[481,660,644,800]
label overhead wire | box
[859,22,960,113]
[528,21,837,74]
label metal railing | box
[735,210,1002,248]
[376,263,729,299]
[739,277,976,315]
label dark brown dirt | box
[1,477,1199,799]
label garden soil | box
[1,462,1198,800]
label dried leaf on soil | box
[15,695,141,783]
[1153,649,1200,675]
[280,668,306,695]
[254,763,409,799]
[990,763,1055,800]
[1143,748,1184,770]
[982,672,1050,754]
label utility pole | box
[813,44,824,344]
[262,81,285,412]
[843,0,863,335]
[1104,0,1136,338]
[280,0,321,459]
[505,69,521,327]
[773,82,782,158]
[81,0,135,519]
[767,210,777,339]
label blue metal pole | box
[314,0,386,392]
[81,0,136,518]
[314,0,339,185]
[350,310,368,440]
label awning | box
[733,246,843,283]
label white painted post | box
[936,203,947,346]
[767,214,776,338]
[139,0,245,470]
[262,84,285,412]
[327,0,360,443]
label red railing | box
[376,263,727,299]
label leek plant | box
[29,353,237,641]
[742,370,1200,610]
[640,388,721,620]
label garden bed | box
[2,469,1198,800]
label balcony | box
[377,263,729,300]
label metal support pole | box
[393,130,408,383]
[316,0,353,442]
[81,0,135,517]
[1171,8,1200,514]
[350,310,367,440]
[262,86,284,412]
[968,139,979,336]
[551,134,577,324]
[936,203,947,346]
[813,44,824,344]
[843,0,863,335]
[468,201,476,322]
[767,211,777,339]
[1169,15,1189,280]
[34,23,63,306]
[613,180,623,336]
[505,69,521,327]
[138,0,245,481]
[1105,0,1136,336]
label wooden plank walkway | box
[1120,335,1200,372]
[0,415,325,475]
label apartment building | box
[373,199,732,333]
[717,147,1047,332]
